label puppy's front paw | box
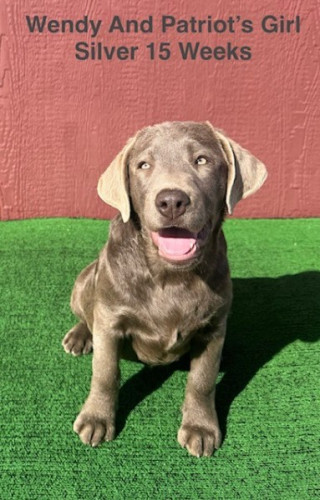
[177,423,221,457]
[73,409,115,447]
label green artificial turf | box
[0,218,319,500]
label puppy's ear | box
[97,136,136,223]
[206,122,268,214]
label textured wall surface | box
[0,0,319,220]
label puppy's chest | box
[119,281,223,365]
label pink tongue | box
[154,228,196,256]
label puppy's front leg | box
[178,320,226,457]
[73,314,121,447]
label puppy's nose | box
[155,189,190,219]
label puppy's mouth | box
[151,226,209,263]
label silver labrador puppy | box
[62,121,267,457]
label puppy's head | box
[98,121,267,268]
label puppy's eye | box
[138,162,151,170]
[195,156,207,165]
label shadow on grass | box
[117,271,320,442]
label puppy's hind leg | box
[63,260,97,356]
[62,322,93,356]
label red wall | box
[0,0,319,220]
